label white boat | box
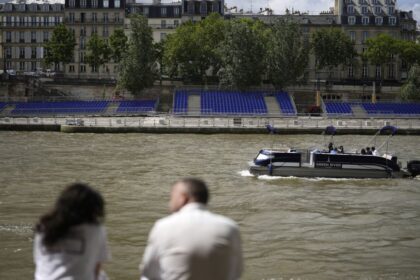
[249,126,420,179]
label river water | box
[0,131,420,280]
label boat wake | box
[238,170,254,177]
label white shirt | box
[34,224,110,280]
[140,203,243,280]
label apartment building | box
[0,2,64,73]
[64,0,125,79]
[126,0,224,43]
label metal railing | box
[1,115,420,131]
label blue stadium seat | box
[117,100,157,114]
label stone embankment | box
[1,115,420,134]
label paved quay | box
[1,116,420,134]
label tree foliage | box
[109,28,128,63]
[118,15,157,95]
[267,18,309,90]
[85,33,111,72]
[312,28,355,71]
[400,64,420,101]
[218,19,268,90]
[44,24,76,67]
[395,40,420,70]
[364,34,399,67]
[163,13,225,83]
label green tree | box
[311,28,356,77]
[109,28,128,63]
[85,33,111,75]
[118,14,156,95]
[400,64,420,101]
[396,40,420,71]
[218,19,268,89]
[163,13,225,83]
[267,18,309,90]
[364,34,399,79]
[44,24,76,69]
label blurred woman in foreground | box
[34,183,110,280]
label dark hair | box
[36,183,105,247]
[179,178,209,204]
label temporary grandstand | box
[0,100,159,117]
[173,89,297,116]
[323,101,420,118]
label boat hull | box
[249,165,410,179]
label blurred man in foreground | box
[140,178,243,280]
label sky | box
[225,0,420,23]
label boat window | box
[256,153,272,161]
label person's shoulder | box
[207,211,239,229]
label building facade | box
[0,0,416,84]
[64,0,125,79]
[0,2,64,73]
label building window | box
[361,6,368,14]
[54,16,61,25]
[143,7,149,16]
[80,0,86,8]
[348,64,354,78]
[80,38,85,50]
[374,6,381,14]
[69,0,75,8]
[31,62,37,71]
[81,13,86,23]
[80,65,86,73]
[372,0,378,4]
[389,17,396,25]
[91,65,98,73]
[92,13,97,23]
[69,65,75,73]
[388,64,395,79]
[30,4,37,12]
[5,16,12,27]
[161,20,166,28]
[103,13,108,23]
[362,16,369,25]
[174,7,180,16]
[115,0,120,8]
[44,16,49,26]
[347,5,354,14]
[19,17,25,27]
[31,16,37,26]
[20,47,25,59]
[114,13,120,22]
[69,12,75,23]
[92,0,98,8]
[6,31,12,43]
[31,31,37,43]
[5,47,12,59]
[80,52,85,63]
[91,26,97,35]
[388,6,394,15]
[375,65,381,79]
[20,32,25,43]
[160,33,167,41]
[43,31,49,42]
[31,47,37,59]
[80,27,86,36]
[348,16,356,25]
[362,64,368,78]
[375,17,383,25]
[349,31,356,42]
[174,20,179,26]
[161,7,167,16]
[20,62,25,71]
[103,26,109,37]
[362,31,368,43]
[104,0,109,8]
